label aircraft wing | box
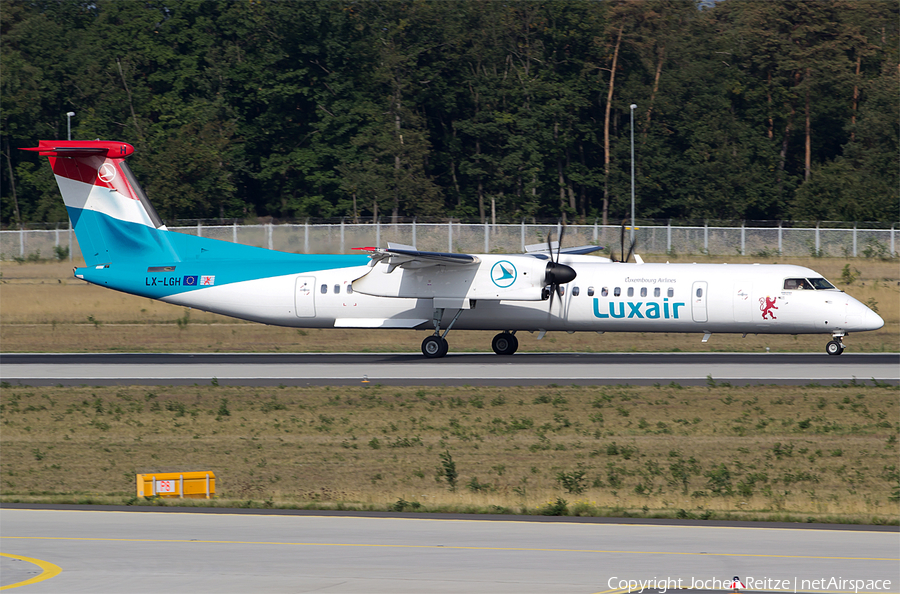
[524,242,603,255]
[354,243,480,272]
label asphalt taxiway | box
[1,507,897,594]
[1,352,897,386]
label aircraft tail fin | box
[21,140,179,266]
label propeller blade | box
[545,224,575,315]
[544,227,555,313]
[556,224,565,264]
[625,238,636,264]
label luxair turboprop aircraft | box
[23,140,884,358]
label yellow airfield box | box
[136,472,216,499]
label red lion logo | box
[759,296,778,319]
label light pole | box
[629,103,637,243]
[66,112,75,141]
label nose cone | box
[545,262,576,286]
[863,308,885,331]
[847,297,885,331]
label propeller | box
[610,220,637,263]
[543,225,577,311]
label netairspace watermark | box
[607,577,894,594]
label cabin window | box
[587,287,594,297]
[627,287,634,297]
[320,284,327,294]
[346,284,353,294]
[809,277,835,290]
[572,286,580,297]
[557,286,565,296]
[640,287,647,297]
[601,287,608,297]
[667,287,674,297]
[654,287,661,297]
[784,278,813,290]
[613,287,621,297]
[696,287,703,298]
[334,284,340,294]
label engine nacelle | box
[352,254,559,301]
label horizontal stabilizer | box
[21,140,134,158]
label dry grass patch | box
[2,383,897,523]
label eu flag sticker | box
[183,275,198,286]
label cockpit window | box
[784,277,835,290]
[783,278,812,290]
[808,277,835,290]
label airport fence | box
[1,220,896,262]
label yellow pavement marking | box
[1,536,896,561]
[0,553,62,591]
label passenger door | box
[691,281,708,323]
[294,276,316,318]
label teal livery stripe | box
[69,207,320,265]
[77,256,366,299]
[68,206,181,265]
[70,208,369,297]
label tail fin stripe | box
[55,175,156,229]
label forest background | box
[2,0,898,230]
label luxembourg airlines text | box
[593,298,686,319]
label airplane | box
[22,139,884,358]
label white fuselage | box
[162,261,882,337]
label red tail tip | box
[20,140,134,158]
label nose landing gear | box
[825,333,845,356]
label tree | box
[3,0,897,226]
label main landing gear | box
[825,333,845,356]
[421,307,463,359]
[421,335,449,358]
[421,307,520,359]
[491,331,518,355]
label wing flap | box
[334,318,428,329]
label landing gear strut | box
[421,307,463,358]
[491,332,519,355]
[825,333,845,356]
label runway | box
[1,507,897,594]
[1,352,898,386]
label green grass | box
[2,383,897,524]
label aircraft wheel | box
[825,340,844,356]
[422,335,448,358]
[491,332,519,355]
